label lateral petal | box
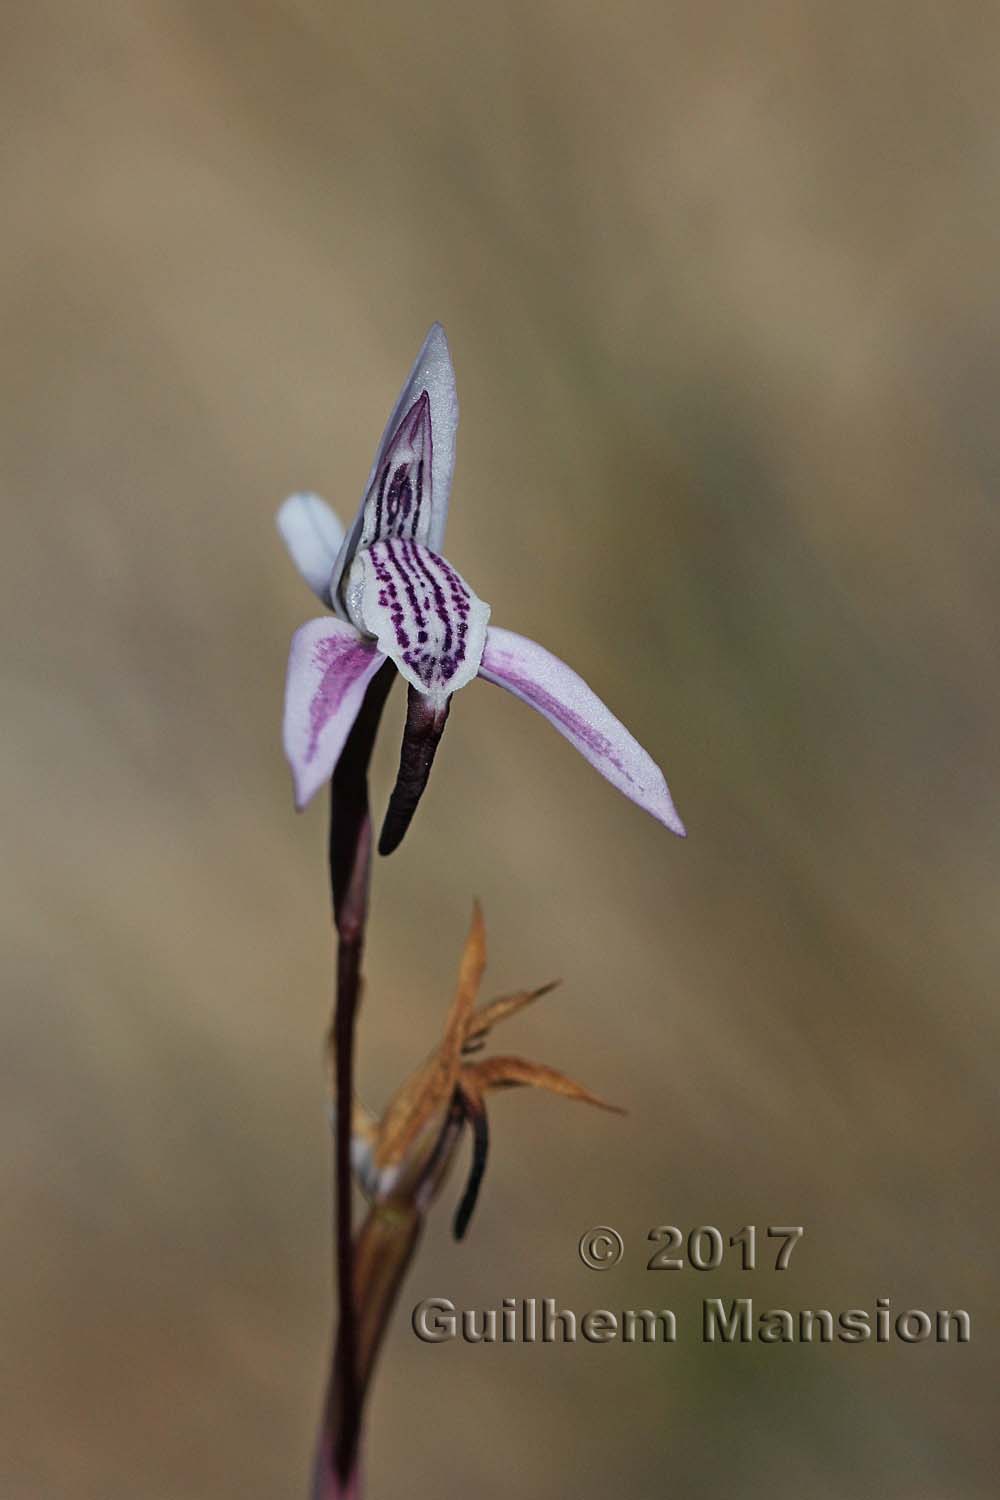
[478,627,686,836]
[283,619,386,810]
[276,492,345,605]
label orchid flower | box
[279,324,685,853]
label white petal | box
[276,493,345,605]
[478,627,686,835]
[283,618,386,809]
[329,325,458,611]
[348,539,489,705]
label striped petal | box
[330,324,458,613]
[357,390,433,552]
[276,493,345,605]
[345,539,490,706]
[283,618,386,810]
[478,627,686,836]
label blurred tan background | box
[2,2,998,1496]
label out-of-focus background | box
[2,3,998,1496]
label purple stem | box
[314,663,395,1500]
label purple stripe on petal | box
[327,325,458,617]
[478,627,686,836]
[283,618,386,810]
[362,392,434,550]
[352,540,490,703]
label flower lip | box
[348,538,490,703]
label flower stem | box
[325,1104,466,1493]
[343,1201,424,1417]
[315,663,394,1499]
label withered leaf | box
[463,1055,625,1114]
[463,980,561,1050]
[374,902,487,1169]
